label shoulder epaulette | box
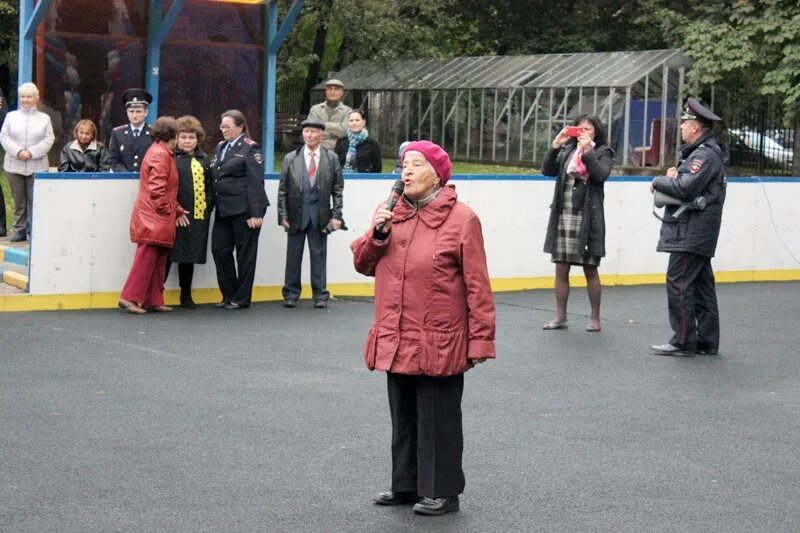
[113,125,127,131]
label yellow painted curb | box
[1,270,799,312]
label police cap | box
[300,117,326,131]
[122,88,153,108]
[681,97,721,127]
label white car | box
[728,128,794,166]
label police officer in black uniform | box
[210,109,269,309]
[107,88,153,172]
[650,97,726,357]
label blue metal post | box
[145,0,187,122]
[17,0,33,88]
[145,0,162,122]
[262,0,304,170]
[17,0,54,88]
[263,2,278,169]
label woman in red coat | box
[351,140,496,516]
[118,116,187,314]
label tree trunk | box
[301,1,332,114]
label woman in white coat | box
[0,82,55,242]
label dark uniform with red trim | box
[107,89,153,172]
[652,98,726,356]
[210,135,269,307]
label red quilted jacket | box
[351,185,496,376]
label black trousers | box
[386,372,465,498]
[0,182,6,231]
[212,213,260,306]
[165,262,194,290]
[282,226,328,302]
[666,251,720,351]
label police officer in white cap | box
[307,78,352,151]
[107,88,153,172]
[650,97,726,357]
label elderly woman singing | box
[351,141,496,516]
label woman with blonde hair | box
[0,82,55,241]
[58,119,109,172]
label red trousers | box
[121,244,170,307]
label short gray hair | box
[18,82,40,98]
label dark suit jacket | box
[210,136,269,218]
[107,123,152,172]
[278,146,344,234]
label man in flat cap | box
[307,79,352,151]
[277,117,345,309]
[650,97,726,357]
[107,88,153,172]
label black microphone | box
[376,179,405,233]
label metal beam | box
[18,0,55,87]
[24,0,53,39]
[145,0,188,121]
[264,0,304,169]
[268,0,304,55]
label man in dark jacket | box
[650,97,726,357]
[277,118,344,308]
[107,88,152,172]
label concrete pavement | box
[1,282,798,532]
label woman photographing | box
[541,115,613,332]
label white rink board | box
[29,174,800,295]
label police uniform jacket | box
[107,124,152,172]
[210,136,268,218]
[58,140,110,172]
[277,146,344,233]
[653,131,726,258]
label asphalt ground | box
[1,282,799,532]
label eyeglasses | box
[220,124,240,131]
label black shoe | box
[373,491,418,506]
[0,227,6,238]
[215,301,228,308]
[314,300,327,309]
[223,302,247,310]
[412,496,460,515]
[180,292,196,309]
[8,231,26,243]
[283,299,297,308]
[650,343,696,357]
[698,347,719,355]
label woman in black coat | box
[167,115,213,308]
[334,109,382,173]
[541,114,613,332]
[58,119,109,172]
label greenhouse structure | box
[320,49,694,168]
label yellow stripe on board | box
[2,269,800,312]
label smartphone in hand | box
[566,126,583,137]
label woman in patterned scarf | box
[541,115,614,332]
[167,115,213,308]
[334,109,382,173]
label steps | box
[0,242,29,292]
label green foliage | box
[0,0,18,73]
[638,0,800,120]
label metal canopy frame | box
[322,49,690,168]
[17,0,304,169]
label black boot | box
[179,264,196,308]
[180,287,196,308]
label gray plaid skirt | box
[551,172,601,266]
